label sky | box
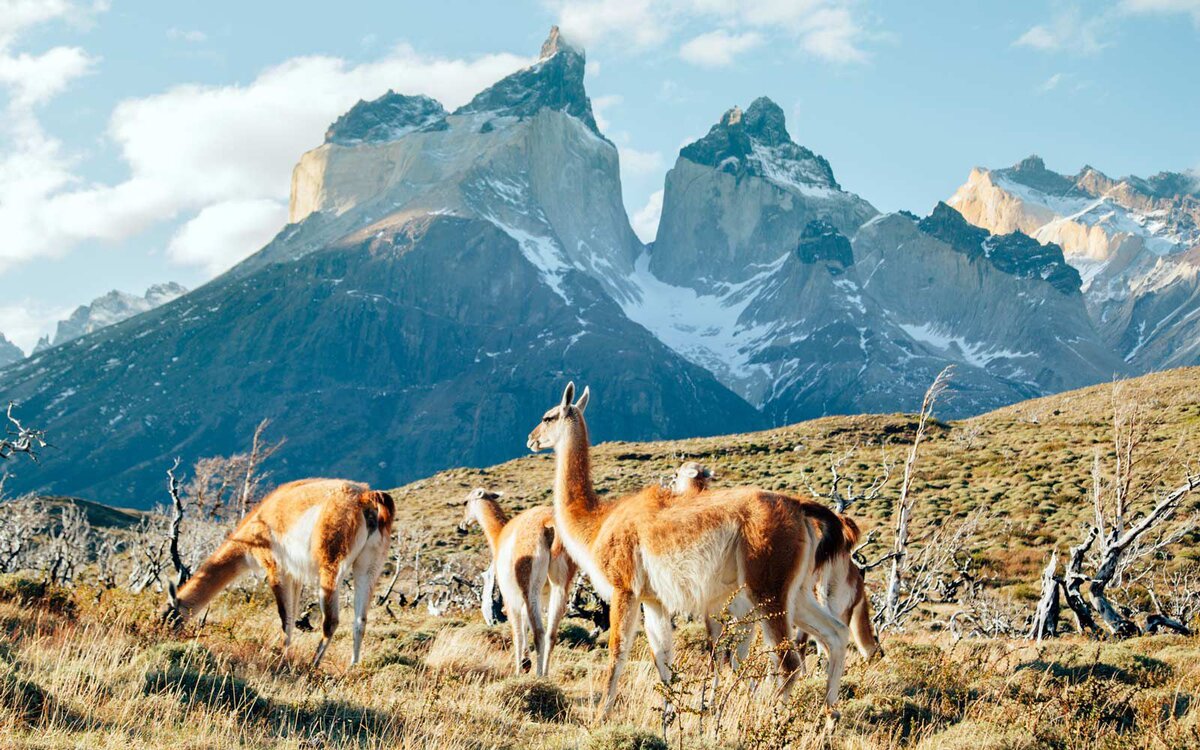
[1,0,1198,352]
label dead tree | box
[238,419,283,518]
[801,444,892,514]
[0,403,47,461]
[41,503,92,585]
[166,458,191,587]
[127,515,170,593]
[1029,550,1061,641]
[1030,384,1200,638]
[879,366,953,632]
[0,498,48,573]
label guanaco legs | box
[459,488,577,676]
[673,462,881,668]
[528,384,851,724]
[163,479,394,668]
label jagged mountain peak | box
[919,202,1080,294]
[453,25,600,136]
[539,25,581,60]
[325,92,447,145]
[680,96,838,191]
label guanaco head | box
[458,487,503,535]
[672,461,713,494]
[527,381,590,452]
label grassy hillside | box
[394,367,1200,583]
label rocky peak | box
[795,220,853,269]
[679,96,838,190]
[0,333,23,368]
[919,203,1079,294]
[47,282,189,349]
[453,26,600,136]
[1003,154,1075,194]
[539,25,579,59]
[325,92,447,146]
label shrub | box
[0,575,76,617]
[584,725,668,750]
[557,619,596,649]
[488,677,568,722]
[138,641,219,673]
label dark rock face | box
[795,220,853,269]
[919,203,1080,294]
[325,92,447,145]
[0,216,762,507]
[454,26,601,137]
[679,97,838,188]
[1007,154,1079,195]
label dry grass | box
[3,579,1200,748]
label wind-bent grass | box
[3,581,1200,748]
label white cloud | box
[591,93,622,132]
[0,42,532,275]
[619,145,665,176]
[1121,0,1200,23]
[0,300,71,352]
[166,27,207,43]
[679,30,762,67]
[631,189,663,243]
[167,199,288,275]
[1014,6,1106,55]
[1038,72,1064,92]
[548,0,872,64]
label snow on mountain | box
[36,283,188,353]
[948,156,1200,369]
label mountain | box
[0,28,761,507]
[631,104,1121,420]
[0,333,23,367]
[948,156,1200,369]
[31,283,188,355]
[0,29,1142,507]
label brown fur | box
[528,383,852,721]
[166,478,394,667]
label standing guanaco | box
[459,488,576,676]
[163,478,394,668]
[527,383,851,725]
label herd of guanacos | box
[163,383,881,724]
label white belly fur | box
[640,523,740,616]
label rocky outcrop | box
[325,92,446,145]
[0,334,23,368]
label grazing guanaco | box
[459,488,577,676]
[673,461,881,668]
[527,383,851,725]
[163,478,394,668]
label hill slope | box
[391,367,1200,580]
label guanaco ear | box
[575,386,590,414]
[560,382,575,411]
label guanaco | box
[459,488,576,676]
[163,478,394,668]
[673,461,881,668]
[527,383,851,725]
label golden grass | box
[3,581,1200,748]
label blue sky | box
[1,0,1198,351]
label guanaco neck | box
[553,417,605,545]
[471,500,509,556]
